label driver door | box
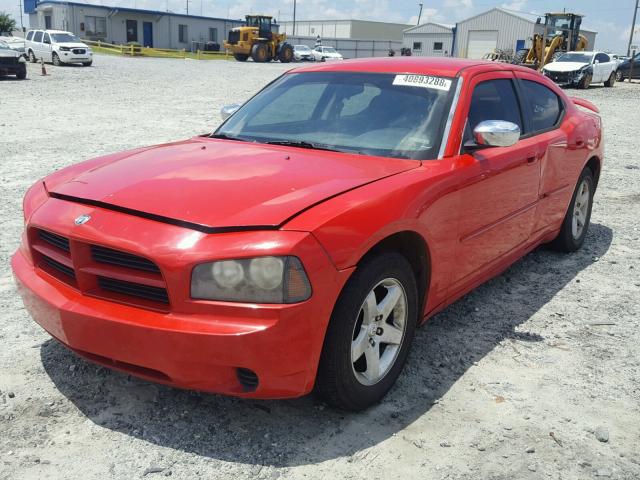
[42,33,53,62]
[450,72,541,290]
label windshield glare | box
[557,53,593,63]
[51,33,79,43]
[215,72,456,160]
[0,42,9,50]
[295,45,310,51]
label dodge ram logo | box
[74,214,91,225]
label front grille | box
[91,245,160,273]
[98,277,169,304]
[227,30,239,44]
[72,48,86,54]
[547,71,572,83]
[42,255,75,278]
[30,228,169,310]
[39,230,70,252]
[0,57,18,65]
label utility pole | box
[186,0,189,15]
[292,0,297,36]
[417,3,423,25]
[629,0,639,57]
[17,0,24,32]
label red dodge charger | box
[12,58,603,410]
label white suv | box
[25,30,92,66]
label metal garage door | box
[466,30,498,59]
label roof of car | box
[290,57,529,77]
[28,29,73,34]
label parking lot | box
[1,55,639,480]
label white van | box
[25,30,93,66]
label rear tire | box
[604,72,615,87]
[316,252,419,411]
[549,167,595,252]
[512,48,529,64]
[233,53,248,62]
[250,43,268,63]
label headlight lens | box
[191,256,312,303]
[59,46,70,51]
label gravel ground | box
[1,55,639,480]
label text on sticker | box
[393,74,452,91]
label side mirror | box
[594,59,600,64]
[469,120,520,149]
[220,103,241,121]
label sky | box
[1,0,638,54]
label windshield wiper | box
[209,133,249,142]
[262,140,344,152]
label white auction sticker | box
[393,74,452,91]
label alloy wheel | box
[351,278,407,386]
[572,178,590,239]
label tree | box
[0,12,17,34]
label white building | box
[24,0,244,50]
[402,23,454,57]
[403,8,597,59]
[280,19,410,42]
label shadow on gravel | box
[41,224,612,467]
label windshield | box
[323,47,337,53]
[215,72,456,160]
[556,53,593,64]
[51,33,79,43]
[0,42,9,50]
[295,45,310,51]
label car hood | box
[545,62,589,72]
[55,42,89,48]
[0,50,18,57]
[47,138,418,231]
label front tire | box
[52,52,62,66]
[28,50,37,63]
[316,252,418,411]
[278,43,294,63]
[616,70,624,82]
[233,53,248,62]
[578,73,592,90]
[16,64,27,80]
[82,61,92,67]
[250,43,268,62]
[550,167,595,252]
[604,72,615,87]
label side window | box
[43,33,51,44]
[34,31,43,43]
[26,31,33,41]
[520,80,563,133]
[467,79,523,136]
[596,53,609,63]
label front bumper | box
[0,61,25,75]
[12,197,351,398]
[58,50,92,63]
[543,70,585,87]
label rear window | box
[520,80,563,133]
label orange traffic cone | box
[40,57,47,76]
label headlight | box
[59,46,71,51]
[191,256,312,303]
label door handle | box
[525,152,539,165]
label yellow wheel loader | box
[224,15,294,63]
[514,13,588,71]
